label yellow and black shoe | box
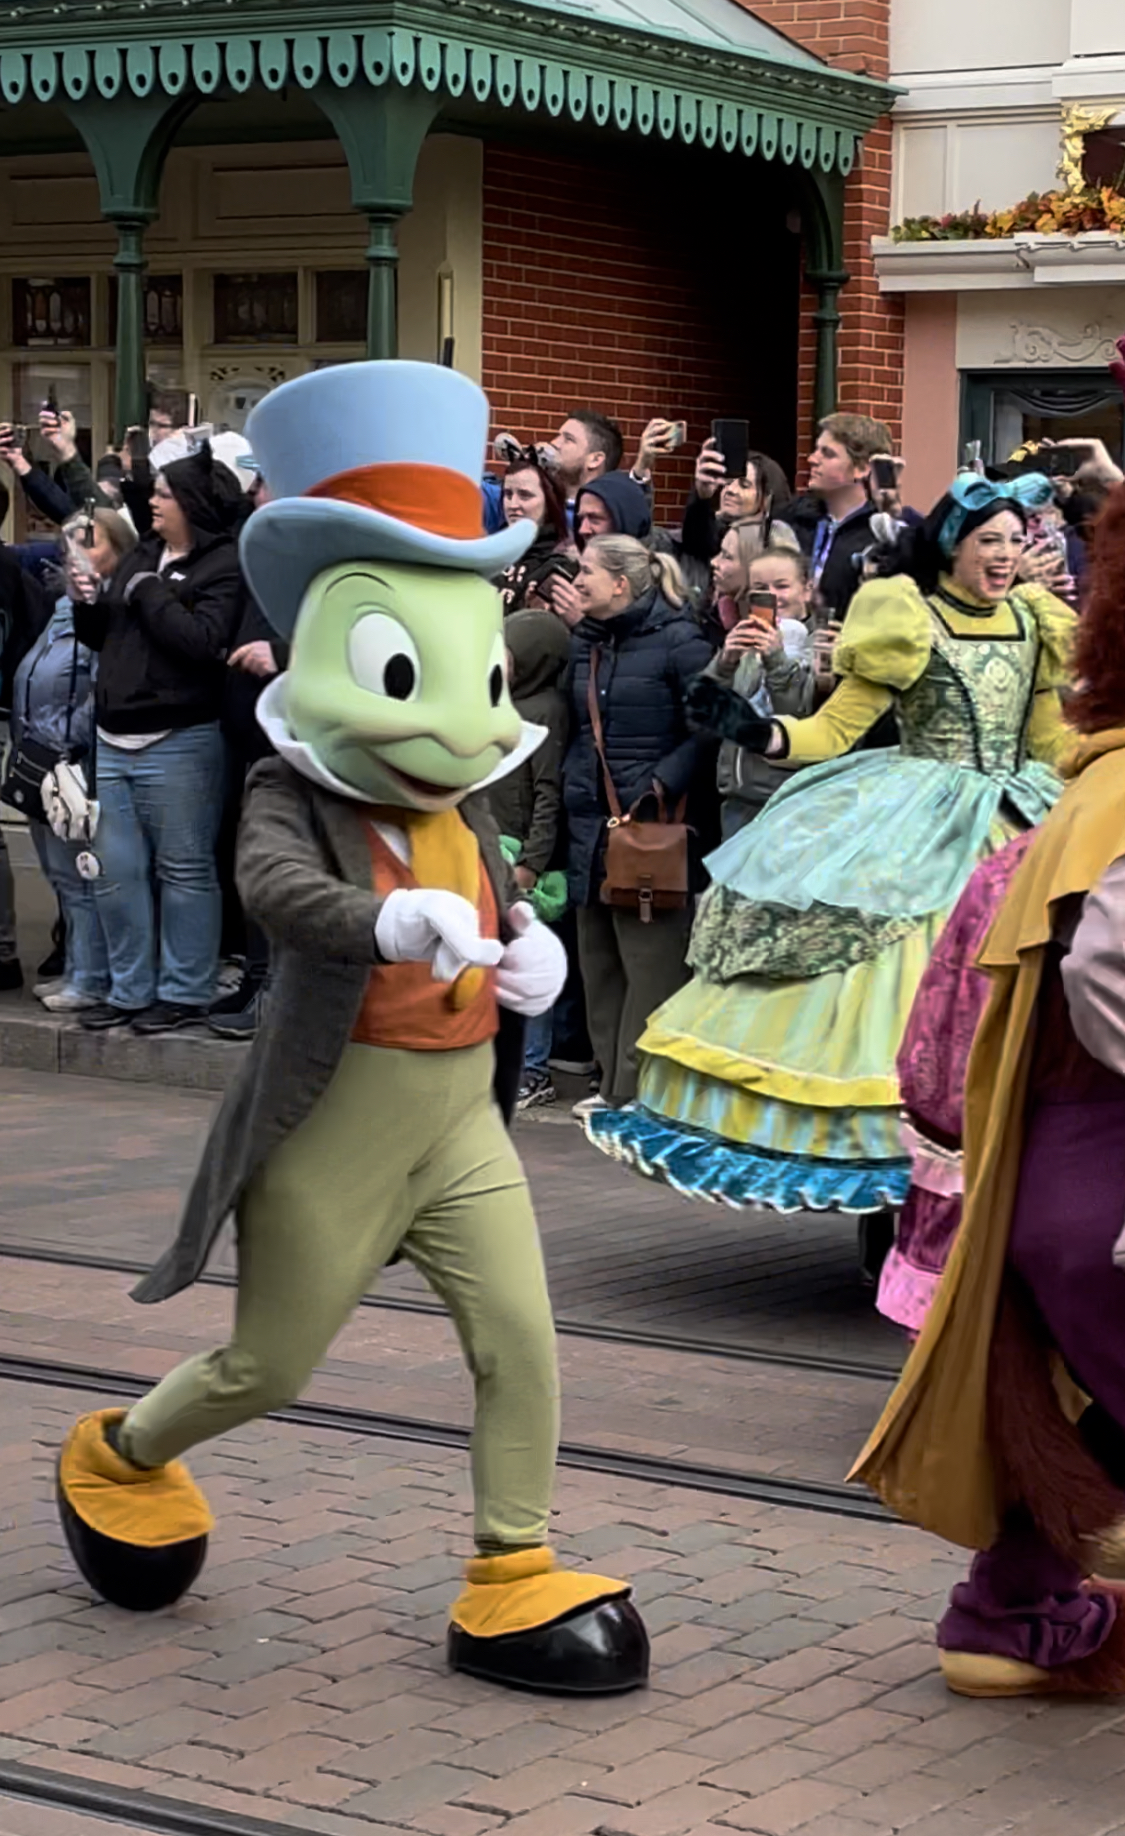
[57,1409,213,1612]
[447,1548,650,1694]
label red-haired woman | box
[857,483,1125,1699]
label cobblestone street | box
[3,1072,1125,1835]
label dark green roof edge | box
[0,0,894,177]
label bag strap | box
[585,647,623,822]
[62,635,80,750]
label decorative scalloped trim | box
[0,30,865,173]
[586,1104,911,1216]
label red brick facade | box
[479,1,900,509]
[480,143,800,518]
[748,0,903,447]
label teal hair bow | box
[939,472,1054,558]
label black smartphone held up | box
[871,457,898,492]
[1043,445,1082,480]
[44,383,59,416]
[711,417,750,482]
[127,426,151,465]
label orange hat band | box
[305,461,485,541]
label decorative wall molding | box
[993,319,1119,365]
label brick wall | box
[480,142,802,517]
[744,0,904,450]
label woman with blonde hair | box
[562,534,713,1114]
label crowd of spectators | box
[0,382,1120,1110]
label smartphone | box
[667,420,687,449]
[186,391,198,428]
[1043,445,1083,480]
[746,590,777,627]
[711,417,750,482]
[44,384,59,415]
[127,426,151,464]
[871,457,898,491]
[962,439,982,471]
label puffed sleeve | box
[776,575,931,766]
[1015,584,1076,772]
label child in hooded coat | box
[485,607,572,1107]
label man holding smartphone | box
[793,413,895,622]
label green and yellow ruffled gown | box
[587,573,1074,1212]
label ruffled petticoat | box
[587,750,1061,1215]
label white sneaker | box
[571,1093,609,1119]
[34,978,65,1001]
[41,987,101,1013]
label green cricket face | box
[284,561,522,809]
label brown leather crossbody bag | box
[586,646,691,924]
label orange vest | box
[351,816,499,1053]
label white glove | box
[494,903,567,1017]
[375,887,504,984]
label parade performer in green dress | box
[587,476,1074,1220]
[56,361,649,1697]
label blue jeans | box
[523,1009,554,1079]
[30,821,109,997]
[95,724,224,1009]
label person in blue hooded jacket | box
[13,509,136,1011]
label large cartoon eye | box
[348,614,421,702]
[488,633,506,708]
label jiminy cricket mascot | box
[56,360,650,1696]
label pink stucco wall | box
[901,293,960,516]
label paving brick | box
[578,1751,711,1807]
[491,1799,609,1836]
[759,1678,882,1726]
[330,1727,473,1784]
[447,1720,583,1776]
[409,1807,507,1836]
[459,1760,611,1817]
[589,1783,743,1836]
[347,1765,500,1824]
[711,1779,857,1834]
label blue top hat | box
[240,361,535,638]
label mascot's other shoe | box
[58,1409,213,1612]
[447,1548,649,1694]
[940,1650,1055,1698]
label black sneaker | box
[131,1001,207,1036]
[80,1001,145,1031]
[517,1070,557,1112]
[207,979,266,1042]
[37,943,65,980]
[0,959,23,993]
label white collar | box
[256,674,546,805]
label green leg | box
[122,1043,471,1468]
[405,1098,560,1552]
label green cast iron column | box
[364,213,402,360]
[313,85,439,362]
[110,215,151,440]
[808,269,848,427]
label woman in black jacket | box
[563,534,712,1113]
[74,444,244,1036]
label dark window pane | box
[108,274,183,345]
[13,278,91,347]
[213,272,298,343]
[315,271,367,344]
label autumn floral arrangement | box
[892,185,1125,243]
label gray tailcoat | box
[133,759,522,1305]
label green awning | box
[0,0,892,176]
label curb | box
[0,1002,243,1093]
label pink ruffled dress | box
[876,831,1035,1333]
